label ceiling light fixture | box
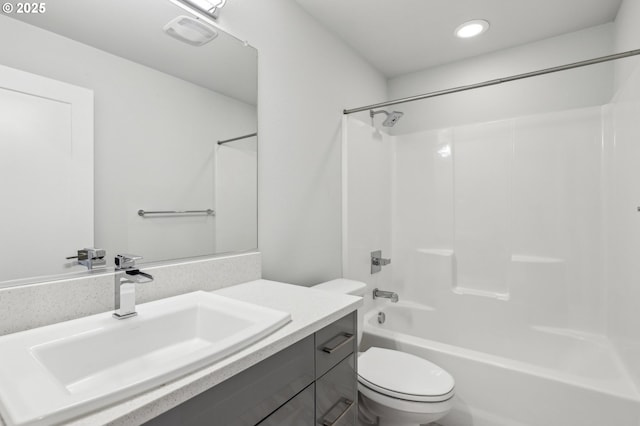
[169,0,227,20]
[455,19,490,39]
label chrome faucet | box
[373,288,399,303]
[113,254,154,319]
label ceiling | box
[295,0,623,78]
[9,0,257,104]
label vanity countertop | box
[0,279,361,426]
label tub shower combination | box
[344,50,640,425]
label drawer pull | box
[321,397,354,426]
[322,333,354,354]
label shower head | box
[370,109,404,127]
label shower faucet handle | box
[371,250,391,274]
[372,257,391,266]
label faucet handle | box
[66,248,106,270]
[114,254,143,270]
[371,250,391,274]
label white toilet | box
[313,279,455,426]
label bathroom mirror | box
[0,0,257,287]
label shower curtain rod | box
[217,132,258,145]
[343,48,640,115]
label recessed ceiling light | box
[455,19,490,39]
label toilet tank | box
[312,279,366,346]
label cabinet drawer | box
[315,312,356,378]
[257,384,314,426]
[316,354,357,426]
[145,335,314,426]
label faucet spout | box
[373,288,399,303]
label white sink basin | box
[0,291,291,426]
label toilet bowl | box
[312,279,455,426]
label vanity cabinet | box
[146,312,357,426]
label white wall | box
[218,0,388,285]
[613,0,640,91]
[387,24,614,134]
[605,0,640,389]
[0,15,256,267]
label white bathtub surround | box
[0,251,261,336]
[606,92,640,385]
[390,107,605,319]
[344,103,640,423]
[344,105,606,319]
[342,25,640,420]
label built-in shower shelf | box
[452,286,510,301]
[416,248,454,257]
[511,254,564,263]
[413,249,568,301]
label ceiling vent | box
[163,15,218,46]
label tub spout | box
[373,288,399,303]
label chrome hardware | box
[373,288,399,303]
[371,250,391,274]
[113,254,153,320]
[114,254,142,270]
[344,49,640,116]
[217,132,257,145]
[66,248,106,270]
[321,333,355,354]
[378,311,386,324]
[321,398,354,426]
[137,209,215,217]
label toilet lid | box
[358,347,455,402]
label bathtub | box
[360,302,640,426]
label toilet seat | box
[357,347,455,403]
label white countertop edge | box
[49,280,363,426]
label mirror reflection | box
[0,0,258,287]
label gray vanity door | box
[315,355,357,426]
[257,384,314,425]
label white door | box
[0,64,93,284]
